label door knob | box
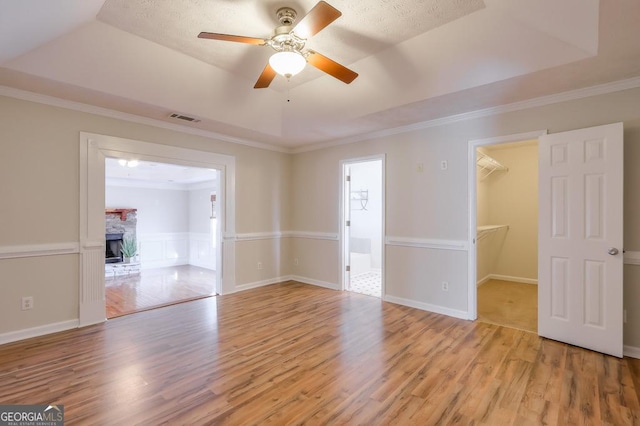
[608,247,619,255]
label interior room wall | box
[487,142,538,281]
[291,86,640,346]
[476,142,538,284]
[0,94,291,338]
[188,184,217,270]
[106,184,189,269]
[349,161,382,270]
[476,147,490,227]
[476,147,493,282]
[106,185,189,234]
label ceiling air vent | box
[169,113,201,123]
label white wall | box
[106,185,189,269]
[188,185,215,234]
[349,160,382,269]
[104,183,218,270]
[188,184,217,270]
[106,185,189,234]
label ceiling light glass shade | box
[269,51,306,78]
[118,159,139,168]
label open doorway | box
[341,157,384,298]
[474,140,539,332]
[103,158,220,318]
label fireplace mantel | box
[105,208,137,221]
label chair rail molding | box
[0,242,80,260]
[385,236,469,251]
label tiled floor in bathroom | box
[350,270,381,297]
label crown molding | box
[0,85,290,154]
[292,76,640,154]
[3,75,640,156]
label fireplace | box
[105,233,124,264]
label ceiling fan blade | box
[254,63,277,89]
[307,51,358,84]
[198,32,266,45]
[293,1,341,39]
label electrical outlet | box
[440,160,448,170]
[294,258,299,266]
[257,262,263,270]
[21,296,33,311]
[441,281,449,292]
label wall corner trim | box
[0,242,80,260]
[289,231,340,241]
[385,236,469,251]
[234,276,292,293]
[291,275,340,290]
[624,251,640,265]
[0,319,79,346]
[384,295,469,320]
[624,345,640,359]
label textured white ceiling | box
[105,157,217,186]
[2,0,639,150]
[96,0,485,86]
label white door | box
[538,123,623,357]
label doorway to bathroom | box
[341,156,385,298]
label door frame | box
[339,154,386,297]
[466,130,547,320]
[79,132,235,326]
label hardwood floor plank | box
[1,281,640,425]
[105,265,216,318]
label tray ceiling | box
[1,0,639,150]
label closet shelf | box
[477,152,508,180]
[477,224,509,241]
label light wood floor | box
[2,281,639,424]
[478,279,538,333]
[105,265,216,318]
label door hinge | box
[346,220,350,226]
[346,265,350,272]
[346,175,351,182]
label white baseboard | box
[477,274,492,286]
[384,295,469,320]
[188,260,216,271]
[624,345,640,359]
[290,275,340,291]
[483,274,538,285]
[234,276,292,293]
[0,319,79,346]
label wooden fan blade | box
[254,63,277,88]
[198,32,266,45]
[293,1,341,39]
[307,51,358,84]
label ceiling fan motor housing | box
[276,7,297,26]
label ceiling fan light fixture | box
[269,51,306,78]
[118,159,139,168]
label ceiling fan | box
[198,1,358,89]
